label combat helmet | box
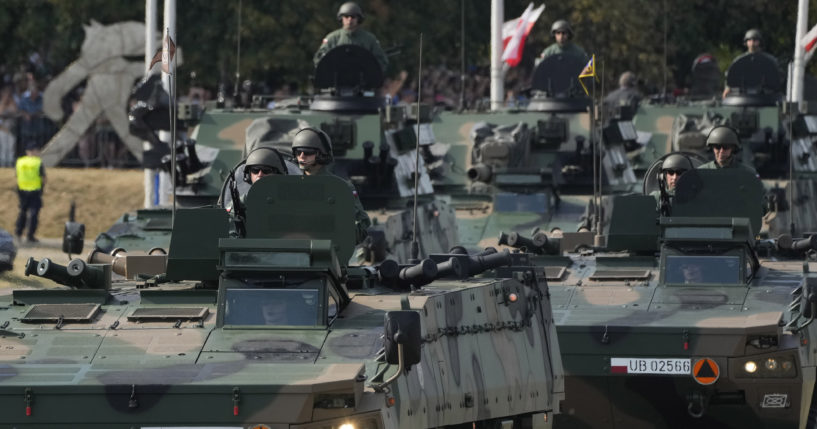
[551,20,573,38]
[744,29,762,43]
[661,153,693,173]
[337,2,364,22]
[292,127,334,166]
[243,147,287,184]
[705,126,741,151]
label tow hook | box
[687,391,708,418]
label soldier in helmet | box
[722,29,777,98]
[291,127,371,243]
[226,147,288,214]
[314,2,388,72]
[697,126,758,175]
[604,71,642,108]
[536,19,589,66]
[650,153,693,205]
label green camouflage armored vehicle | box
[631,52,786,178]
[100,46,458,263]
[494,164,817,428]
[0,174,564,428]
[427,54,642,251]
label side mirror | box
[62,221,85,255]
[384,310,422,368]
[801,279,817,319]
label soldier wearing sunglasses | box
[650,153,693,212]
[698,126,757,176]
[224,147,288,215]
[292,127,371,244]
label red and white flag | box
[149,33,177,73]
[802,23,817,62]
[502,3,545,67]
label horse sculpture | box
[42,20,151,166]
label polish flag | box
[802,23,817,62]
[502,3,546,67]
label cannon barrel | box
[87,248,167,278]
[468,249,512,275]
[436,257,464,278]
[792,235,817,252]
[377,259,400,282]
[398,258,438,288]
[467,164,492,182]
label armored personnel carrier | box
[102,45,458,263]
[632,52,786,178]
[428,54,641,251]
[0,174,564,428]
[496,163,817,428]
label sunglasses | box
[294,148,319,157]
[664,169,686,176]
[710,144,734,151]
[249,166,275,175]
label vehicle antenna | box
[459,0,466,112]
[662,0,668,103]
[169,27,178,227]
[233,0,243,103]
[596,60,605,240]
[591,60,601,242]
[787,101,796,236]
[411,33,424,263]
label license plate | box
[611,358,691,375]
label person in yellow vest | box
[15,144,46,243]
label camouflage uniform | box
[314,28,388,72]
[314,165,371,244]
[537,42,588,65]
[698,159,758,176]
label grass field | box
[0,167,144,291]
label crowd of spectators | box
[0,58,131,169]
[1,52,530,170]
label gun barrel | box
[467,164,492,182]
[399,259,438,288]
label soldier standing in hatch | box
[226,147,288,213]
[314,2,388,73]
[604,71,642,108]
[649,153,693,208]
[291,127,371,244]
[722,29,777,98]
[697,126,758,176]
[536,20,589,66]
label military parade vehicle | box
[427,54,641,251]
[631,52,786,178]
[491,154,817,427]
[0,173,564,428]
[102,45,458,264]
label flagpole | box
[144,0,157,208]
[490,0,504,111]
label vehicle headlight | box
[289,412,381,429]
[764,358,778,371]
[734,353,797,378]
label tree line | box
[1,0,815,98]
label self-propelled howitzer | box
[0,175,563,429]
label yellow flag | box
[578,54,596,95]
